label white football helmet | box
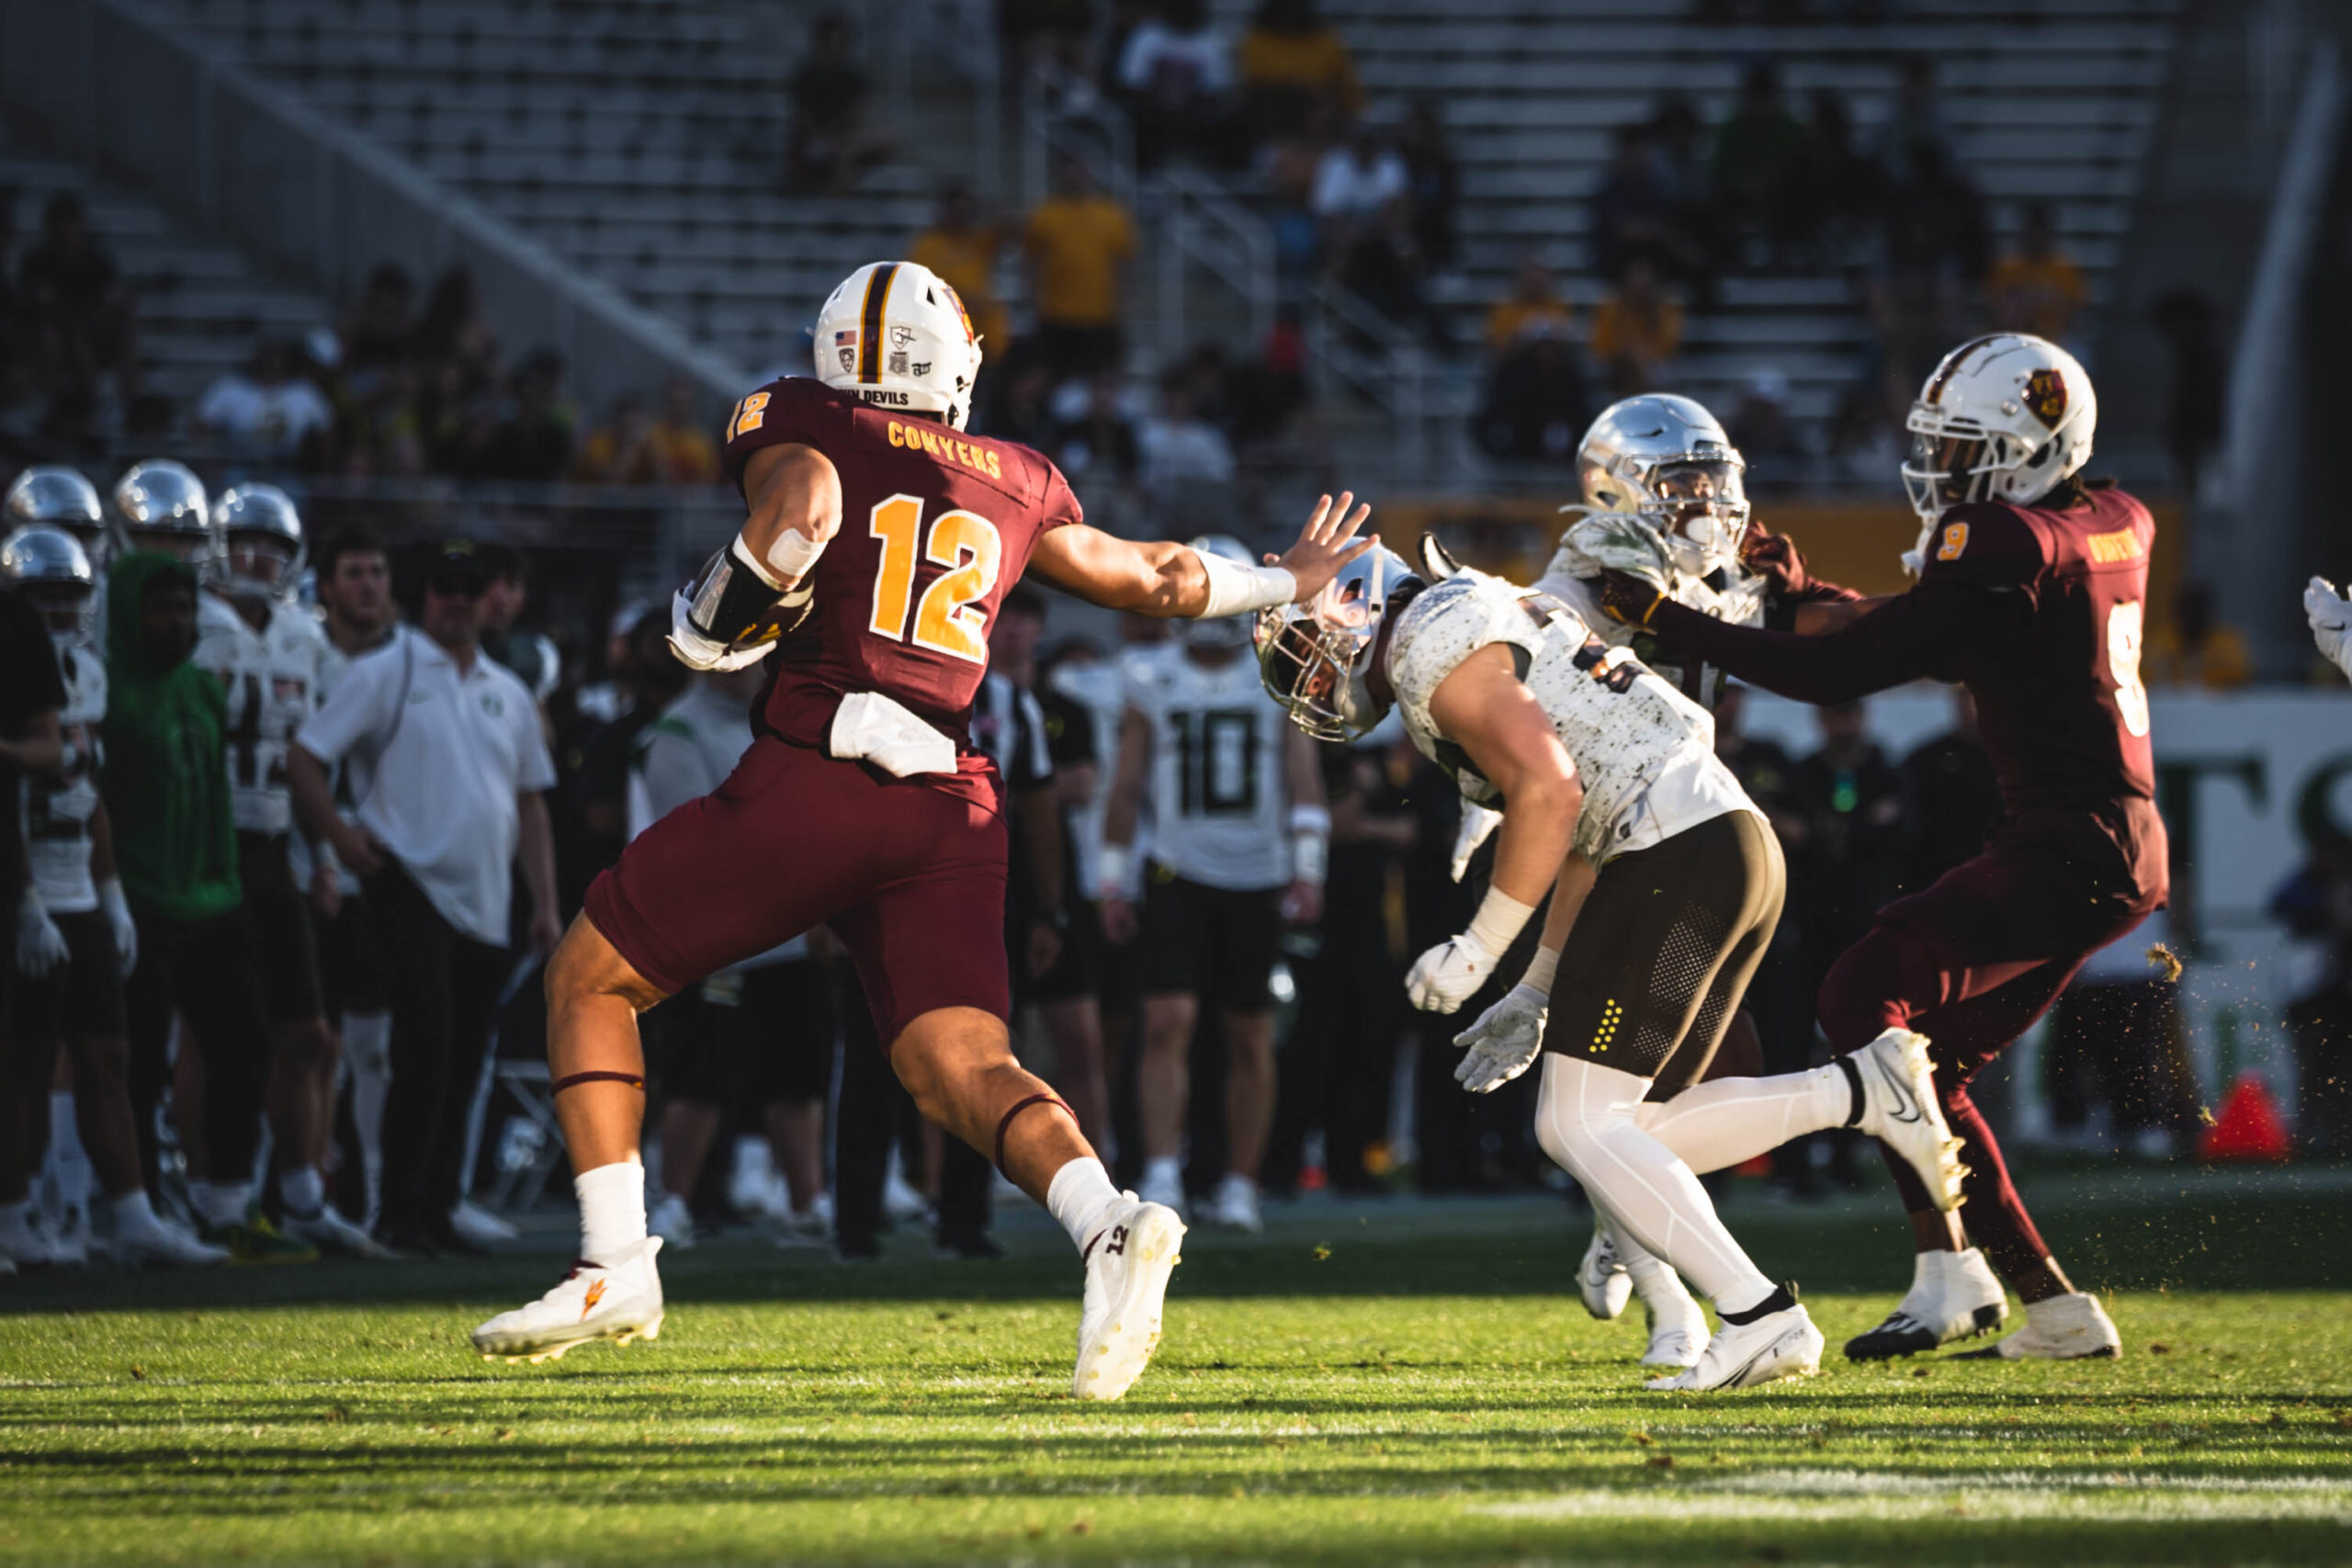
[0,523,98,644]
[212,483,307,602]
[1901,333,2096,569]
[6,466,107,566]
[1177,534,1258,649]
[1255,545,1420,741]
[1572,394,1750,581]
[112,458,216,566]
[811,260,984,431]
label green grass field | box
[3,1167,2349,1565]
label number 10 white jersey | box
[1123,644,1293,892]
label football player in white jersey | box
[190,486,379,1257]
[1100,537,1329,1233]
[1258,547,1965,1391]
[2308,577,2352,683]
[1,521,226,1267]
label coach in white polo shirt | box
[288,540,559,1258]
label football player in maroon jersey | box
[1597,333,2166,1362]
[471,262,1371,1397]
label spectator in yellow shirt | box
[1238,0,1363,143]
[1484,256,1573,359]
[1986,201,2086,344]
[1588,258,1684,400]
[575,378,718,485]
[910,185,1012,358]
[1023,157,1138,379]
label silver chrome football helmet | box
[6,467,107,566]
[1572,394,1751,581]
[212,483,307,601]
[1255,544,1419,741]
[0,523,99,643]
[112,459,216,566]
[1178,533,1259,649]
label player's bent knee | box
[889,1006,1015,1118]
[546,914,667,1016]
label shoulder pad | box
[1915,502,2045,590]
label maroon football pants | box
[1815,804,2165,1285]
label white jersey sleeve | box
[1124,645,1294,892]
[196,596,332,837]
[1387,570,1758,864]
[23,641,107,913]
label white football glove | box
[98,877,137,976]
[16,892,68,978]
[1563,513,1672,601]
[1449,801,1501,885]
[1453,983,1548,1094]
[2307,577,2352,682]
[666,589,776,672]
[1406,929,1503,1014]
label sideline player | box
[1596,333,2165,1360]
[1257,548,1964,1391]
[470,260,1373,1398]
[2308,578,2352,682]
[193,487,378,1257]
[1099,536,1328,1233]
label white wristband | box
[765,526,827,581]
[1293,831,1328,886]
[1096,843,1134,902]
[1465,886,1536,956]
[1193,547,1296,619]
[1520,943,1560,996]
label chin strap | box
[994,1092,1078,1174]
[551,1070,646,1095]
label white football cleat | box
[112,1214,230,1268]
[1578,1223,1632,1321]
[1844,1247,2008,1360]
[1073,1195,1184,1401]
[1207,1173,1261,1233]
[1852,1029,1968,1212]
[1966,1291,2120,1361]
[649,1192,697,1251]
[471,1238,666,1364]
[448,1199,519,1246]
[0,1208,66,1268]
[1136,1160,1187,1219]
[1648,1301,1823,1393]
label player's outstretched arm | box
[1028,491,1374,618]
[669,443,842,671]
[1595,568,1945,705]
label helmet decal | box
[833,329,858,373]
[857,263,900,385]
[2022,367,2068,429]
[936,280,977,344]
[1923,335,1998,405]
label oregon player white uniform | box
[1122,641,1295,893]
[1387,570,1760,866]
[25,639,107,919]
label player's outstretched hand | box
[1594,568,1666,627]
[1269,491,1375,604]
[1453,983,1548,1094]
[1743,525,1813,598]
[2307,577,2352,681]
[1405,930,1502,1014]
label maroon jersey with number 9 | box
[720,378,1081,784]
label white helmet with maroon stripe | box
[1901,333,2096,568]
[811,260,985,432]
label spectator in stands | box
[18,192,137,407]
[289,541,560,1258]
[1047,370,1143,490]
[1023,157,1137,382]
[1263,138,1326,290]
[1136,362,1237,499]
[987,355,1059,450]
[413,266,501,405]
[1589,257,1684,400]
[1237,0,1363,147]
[1311,120,1408,274]
[1873,55,1958,192]
[574,379,717,486]
[2151,288,2225,499]
[1396,96,1461,275]
[1000,0,1097,87]
[1868,141,1985,406]
[910,185,1013,361]
[1225,302,1313,454]
[1789,89,1884,265]
[339,263,418,393]
[1589,124,1691,287]
[1987,202,2086,345]
[1483,256,1573,360]
[194,338,334,467]
[479,348,577,483]
[1473,324,1589,463]
[1726,369,1805,493]
[1340,196,1444,347]
[784,10,893,195]
[1710,62,1808,270]
[1115,0,1235,169]
[2146,581,2255,690]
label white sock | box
[345,1010,392,1206]
[1634,1062,1853,1176]
[278,1166,325,1216]
[111,1190,163,1235]
[46,1090,92,1221]
[1046,1156,1122,1254]
[1605,1213,1700,1318]
[196,1181,252,1228]
[575,1159,647,1264]
[1534,1055,1777,1316]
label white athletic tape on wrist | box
[1289,803,1331,886]
[731,533,786,590]
[1520,944,1560,996]
[765,526,827,581]
[1193,546,1296,619]
[1096,843,1134,901]
[1465,886,1536,956]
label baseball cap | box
[424,539,489,596]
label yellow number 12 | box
[866,494,1003,665]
